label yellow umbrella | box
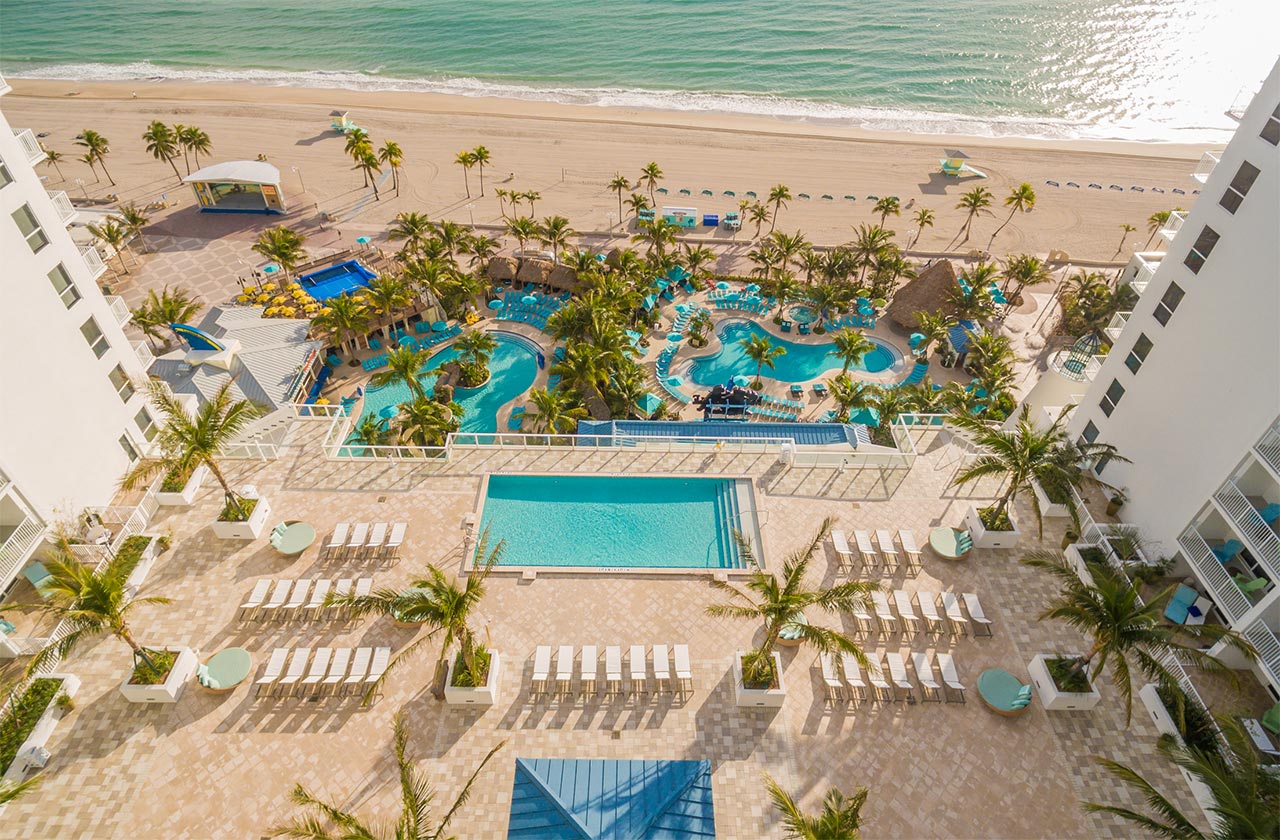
[256,293,270,304]
[236,294,251,303]
[261,282,278,292]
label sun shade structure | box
[183,160,287,214]
[507,758,715,839]
[884,259,960,330]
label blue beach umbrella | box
[431,321,448,332]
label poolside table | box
[274,521,317,556]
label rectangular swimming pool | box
[475,475,759,570]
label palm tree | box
[521,190,542,217]
[354,149,382,199]
[343,127,371,158]
[987,182,1036,246]
[707,517,878,686]
[116,202,151,254]
[827,375,874,422]
[378,140,404,194]
[625,191,651,222]
[748,202,772,239]
[999,253,1051,303]
[1084,717,1279,839]
[682,244,716,281]
[43,148,65,181]
[637,161,664,202]
[525,386,587,434]
[87,216,132,274]
[453,329,498,379]
[251,226,308,278]
[913,309,955,358]
[132,285,201,350]
[350,414,390,448]
[79,151,99,183]
[0,775,42,807]
[141,121,182,180]
[740,333,785,387]
[364,274,413,337]
[767,184,792,233]
[955,186,992,243]
[632,217,678,258]
[848,223,893,285]
[537,215,576,263]
[906,207,934,251]
[471,145,491,195]
[177,125,212,173]
[76,129,114,186]
[9,539,170,678]
[454,149,476,197]
[873,196,900,226]
[1115,223,1137,257]
[312,292,371,354]
[765,774,869,840]
[1022,551,1254,722]
[608,173,631,224]
[865,385,913,429]
[505,216,538,252]
[121,380,262,518]
[829,329,875,375]
[270,712,504,839]
[394,395,461,447]
[388,211,433,254]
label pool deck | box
[2,419,1205,838]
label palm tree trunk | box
[478,164,485,196]
[116,250,130,275]
[182,150,191,174]
[53,162,65,180]
[989,207,1017,245]
[204,459,246,519]
[99,159,115,187]
[167,156,182,181]
[119,626,160,675]
[463,170,470,198]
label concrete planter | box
[444,650,501,706]
[1031,479,1071,519]
[964,505,1022,549]
[1,673,80,783]
[118,646,198,704]
[210,496,272,540]
[1062,545,1099,586]
[123,535,164,597]
[1138,684,1219,822]
[155,464,209,507]
[1027,653,1101,711]
[733,651,786,708]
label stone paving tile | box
[3,422,1202,838]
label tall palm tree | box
[608,173,631,224]
[132,284,201,350]
[1084,717,1279,839]
[115,202,152,254]
[394,395,461,447]
[177,125,212,173]
[748,202,772,239]
[87,216,132,274]
[537,215,576,263]
[865,385,913,429]
[471,145,491,195]
[987,182,1036,246]
[848,223,893,285]
[632,217,679,258]
[808,283,851,327]
[350,414,390,449]
[364,274,413,337]
[873,196,900,226]
[121,380,262,518]
[913,309,955,358]
[251,226,308,278]
[707,517,878,686]
[682,244,716,281]
[1022,551,1254,722]
[79,151,100,183]
[521,190,542,217]
[76,129,114,186]
[625,191,651,222]
[551,341,609,407]
[505,216,538,252]
[43,148,66,181]
[9,539,170,677]
[378,140,404,194]
[741,333,785,387]
[907,207,934,251]
[525,386,588,434]
[955,186,993,243]
[767,184,792,233]
[829,329,875,375]
[343,128,372,160]
[1144,208,1181,249]
[371,348,431,405]
[765,774,869,840]
[454,149,476,197]
[999,253,1051,302]
[354,149,382,199]
[452,329,498,379]
[388,211,433,254]
[827,375,875,422]
[1115,223,1137,257]
[637,161,664,202]
[270,712,504,840]
[142,121,182,180]
[312,292,371,354]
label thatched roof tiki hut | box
[884,259,961,330]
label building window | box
[108,364,135,402]
[1219,161,1260,214]
[1093,455,1112,476]
[1262,102,1280,146]
[12,204,50,253]
[80,317,110,358]
[119,435,140,462]
[0,160,12,189]
[1182,226,1219,274]
[1153,282,1185,326]
[48,263,81,308]
[135,407,157,441]
[1080,421,1100,445]
[1124,333,1153,374]
[1100,379,1125,417]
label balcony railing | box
[47,189,77,225]
[1048,349,1104,383]
[1212,480,1280,575]
[1226,87,1255,122]
[1255,425,1280,480]
[132,339,155,372]
[1104,312,1131,344]
[105,295,131,327]
[1129,252,1163,295]
[13,128,44,165]
[1242,620,1280,691]
[1159,210,1187,243]
[80,245,107,279]
[1192,152,1220,185]
[1177,527,1252,622]
[0,73,11,96]
[0,517,47,593]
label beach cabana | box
[884,259,960,330]
[184,161,287,214]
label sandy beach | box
[3,77,1211,264]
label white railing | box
[1129,252,1163,295]
[13,128,44,164]
[0,517,47,592]
[1193,152,1221,185]
[1177,527,1252,622]
[81,245,107,279]
[47,190,76,225]
[1159,210,1188,243]
[131,340,154,372]
[221,440,281,460]
[105,295,131,327]
[0,73,11,96]
[1254,425,1280,479]
[1104,312,1132,344]
[1049,349,1105,383]
[1226,87,1255,122]
[1212,480,1280,574]
[1242,620,1280,689]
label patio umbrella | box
[431,321,448,332]
[638,392,663,417]
[356,236,371,244]
[909,333,925,349]
[746,284,760,293]
[667,332,683,342]
[716,281,730,290]
[262,264,279,274]
[487,299,503,310]
[522,294,538,304]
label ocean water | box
[1,0,1275,141]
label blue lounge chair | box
[369,337,383,350]
[1163,584,1201,624]
[327,353,342,367]
[1212,539,1243,562]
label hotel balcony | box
[1158,210,1187,243]
[48,189,77,225]
[81,244,107,280]
[1103,312,1131,344]
[0,74,11,97]
[1192,152,1221,185]
[1127,252,1163,295]
[13,128,45,165]
[132,339,155,372]
[0,494,47,596]
[1241,619,1280,692]
[1048,349,1103,384]
[1177,525,1255,624]
[1211,462,1280,578]
[106,294,131,327]
[1226,87,1256,122]
[1254,423,1280,482]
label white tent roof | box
[183,160,281,185]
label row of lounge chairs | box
[751,406,798,422]
[254,646,390,700]
[819,650,965,704]
[825,313,876,329]
[712,297,771,315]
[530,644,693,700]
[858,590,992,639]
[323,522,406,562]
[832,529,922,574]
[1043,179,1198,195]
[237,578,373,623]
[760,393,804,411]
[401,324,463,350]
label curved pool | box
[358,332,540,434]
[686,320,901,386]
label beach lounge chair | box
[304,580,331,620]
[893,590,920,635]
[915,592,944,635]
[977,669,1031,716]
[963,593,993,637]
[872,591,897,633]
[281,580,312,621]
[532,645,552,698]
[555,645,574,698]
[854,530,878,567]
[941,592,969,636]
[321,648,352,697]
[819,651,843,702]
[384,522,406,560]
[328,579,352,621]
[813,382,828,396]
[849,597,874,636]
[936,653,966,703]
[912,652,942,702]
[300,648,333,697]
[260,579,292,620]
[364,522,388,561]
[899,529,921,573]
[324,523,349,559]
[580,645,598,698]
[255,648,289,698]
[884,652,914,703]
[238,579,272,622]
[345,522,369,560]
[877,530,900,572]
[629,645,647,699]
[364,647,391,697]
[276,648,312,699]
[864,651,892,702]
[605,646,623,698]
[839,653,867,702]
[674,644,692,696]
[830,530,855,572]
[343,647,372,696]
[653,644,671,694]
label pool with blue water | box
[687,320,901,386]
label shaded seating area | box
[977,669,1032,716]
[1164,583,1213,625]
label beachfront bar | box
[183,160,287,214]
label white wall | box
[1067,60,1280,553]
[0,105,152,523]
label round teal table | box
[929,527,972,560]
[201,647,252,692]
[274,521,317,556]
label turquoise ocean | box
[1,0,1276,141]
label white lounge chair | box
[674,644,692,696]
[936,652,966,703]
[321,648,352,697]
[850,599,874,636]
[580,645,598,697]
[260,579,292,620]
[343,647,371,696]
[238,579,271,622]
[364,647,390,697]
[911,652,942,702]
[831,530,855,572]
[345,522,369,560]
[324,523,349,559]
[877,530,900,572]
[872,591,897,633]
[915,591,944,635]
[556,645,574,698]
[281,580,312,621]
[884,652,914,703]
[329,579,352,620]
[532,645,552,698]
[854,530,878,567]
[300,648,333,697]
[819,651,843,702]
[255,648,289,698]
[652,644,671,694]
[963,593,993,637]
[899,529,922,573]
[364,522,388,561]
[385,522,406,560]
[941,592,969,636]
[605,646,623,698]
[276,648,312,698]
[893,590,920,635]
[840,653,867,702]
[629,645,647,698]
[864,651,892,703]
[305,580,331,620]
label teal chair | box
[977,669,1033,716]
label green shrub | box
[128,649,178,686]
[114,535,155,579]
[450,646,492,688]
[159,464,197,493]
[1156,683,1221,759]
[978,506,1014,531]
[218,497,258,523]
[0,678,62,773]
[1046,657,1092,693]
